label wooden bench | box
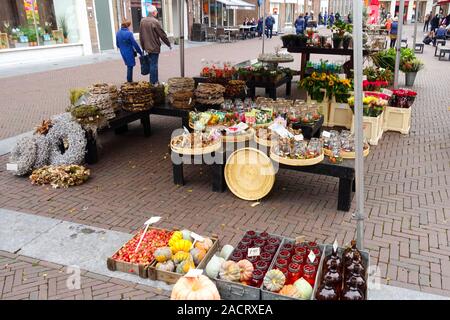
[434,39,446,56]
[414,43,424,54]
[438,47,450,60]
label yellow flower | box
[321,74,326,81]
[329,80,334,86]
[311,72,317,79]
[309,81,313,86]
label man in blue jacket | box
[116,20,143,82]
[265,14,275,39]
[294,14,305,34]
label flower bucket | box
[405,72,417,87]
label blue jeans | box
[149,53,159,84]
[127,66,133,82]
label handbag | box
[140,54,150,76]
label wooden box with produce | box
[147,230,219,284]
[106,227,174,278]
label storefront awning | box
[436,0,450,5]
[216,0,256,10]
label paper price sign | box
[135,216,161,253]
[381,88,393,96]
[333,239,338,252]
[247,247,261,257]
[308,250,316,263]
[191,232,205,242]
[145,216,161,225]
[338,73,347,79]
[295,235,305,244]
[322,131,331,138]
[185,269,203,278]
[6,163,18,172]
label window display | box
[0,0,81,50]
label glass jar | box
[345,264,366,293]
[247,255,259,266]
[230,250,243,262]
[237,243,248,253]
[312,247,322,259]
[263,244,277,254]
[278,249,291,261]
[307,256,320,269]
[345,252,365,280]
[267,237,281,247]
[259,232,270,242]
[240,237,253,247]
[253,239,266,248]
[291,254,304,265]
[343,240,360,265]
[275,258,288,270]
[294,246,307,258]
[255,260,269,272]
[293,140,308,159]
[250,269,264,288]
[341,278,364,300]
[323,260,342,290]
[307,241,319,253]
[324,247,342,272]
[245,230,257,239]
[260,252,273,263]
[315,276,339,301]
[287,263,302,285]
[278,267,289,279]
[281,242,294,253]
[303,264,317,287]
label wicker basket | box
[170,135,222,155]
[270,151,324,166]
[222,128,255,143]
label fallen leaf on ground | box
[251,202,260,207]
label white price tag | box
[6,163,18,172]
[381,88,393,96]
[185,269,203,278]
[183,126,190,134]
[294,134,304,141]
[295,236,305,244]
[322,130,331,138]
[308,250,316,263]
[189,98,192,104]
[145,216,161,225]
[247,247,261,257]
[337,103,349,109]
[333,239,338,252]
[338,73,346,79]
[190,232,205,242]
[362,75,367,81]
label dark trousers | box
[266,26,273,38]
[423,21,429,31]
[390,37,397,48]
[127,66,133,82]
[149,53,159,84]
[433,35,446,46]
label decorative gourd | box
[173,251,192,264]
[176,258,195,275]
[171,275,221,300]
[190,247,207,265]
[153,247,172,263]
[219,261,241,282]
[279,285,302,299]
[237,259,254,281]
[219,245,234,260]
[293,278,313,300]
[171,239,193,254]
[195,237,213,252]
[156,260,175,272]
[181,229,193,241]
[205,255,225,279]
[263,269,286,292]
[168,231,183,247]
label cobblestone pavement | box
[0,25,449,298]
[0,251,170,300]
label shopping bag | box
[140,54,150,75]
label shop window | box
[286,4,294,24]
[0,0,81,50]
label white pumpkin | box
[219,245,234,260]
[181,229,193,241]
[293,278,313,300]
[205,254,225,279]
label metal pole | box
[394,0,405,89]
[412,0,419,50]
[31,0,40,46]
[353,0,364,251]
[215,1,218,26]
[179,0,185,76]
[262,0,266,54]
[209,0,211,27]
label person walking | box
[347,12,352,23]
[304,12,310,26]
[423,12,431,32]
[294,14,305,35]
[430,13,440,32]
[265,14,275,39]
[318,12,323,25]
[385,14,392,32]
[324,11,328,25]
[139,5,171,84]
[257,16,263,38]
[329,12,335,27]
[390,17,399,48]
[116,20,142,83]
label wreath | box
[9,136,37,176]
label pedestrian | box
[324,11,328,25]
[433,24,447,46]
[294,14,305,35]
[139,5,172,85]
[116,20,142,83]
[257,17,263,38]
[243,17,249,25]
[430,14,440,32]
[318,12,323,25]
[390,17,399,48]
[385,14,392,32]
[347,12,352,24]
[265,14,275,39]
[423,12,431,32]
[335,12,340,22]
[305,12,310,26]
[329,12,335,27]
[250,17,256,26]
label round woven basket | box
[254,133,272,147]
[222,128,255,143]
[225,147,275,201]
[323,146,370,159]
[170,135,222,155]
[270,151,324,166]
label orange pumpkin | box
[279,285,302,298]
[237,259,254,281]
[195,237,213,251]
[219,261,240,282]
[171,275,221,300]
[190,247,207,266]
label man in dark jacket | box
[265,14,275,39]
[294,14,305,34]
[304,12,310,26]
[257,17,264,38]
[329,13,335,26]
[430,14,440,32]
[139,5,172,84]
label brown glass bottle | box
[341,278,364,300]
[345,264,366,295]
[322,260,342,292]
[315,276,339,301]
[343,240,360,265]
[345,252,365,280]
[324,246,342,272]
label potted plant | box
[332,33,342,49]
[58,16,69,43]
[400,58,423,87]
[295,33,308,47]
[342,33,352,50]
[281,34,296,48]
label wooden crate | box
[328,101,352,129]
[106,226,174,279]
[147,235,219,284]
[0,33,9,49]
[383,106,411,134]
[351,112,384,146]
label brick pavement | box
[0,25,449,298]
[0,250,170,300]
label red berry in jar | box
[263,244,277,254]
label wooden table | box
[286,46,371,80]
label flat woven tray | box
[270,151,324,166]
[323,146,370,159]
[170,135,222,155]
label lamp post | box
[179,0,185,76]
[393,0,405,88]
